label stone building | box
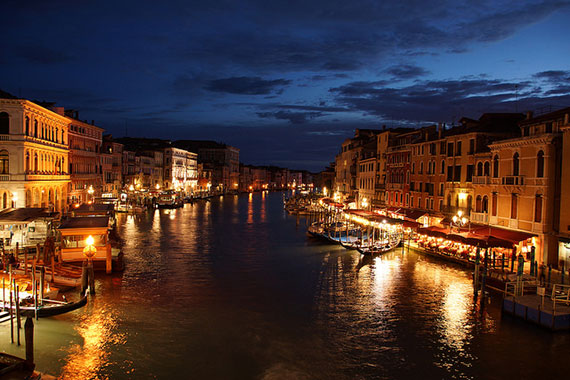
[0,95,69,212]
[64,111,104,203]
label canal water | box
[0,192,568,379]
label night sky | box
[2,0,570,171]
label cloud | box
[205,76,291,95]
[329,74,570,123]
[384,64,431,80]
[256,110,324,124]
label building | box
[559,111,570,268]
[175,140,239,193]
[64,111,104,204]
[102,135,123,198]
[334,129,379,201]
[0,95,70,212]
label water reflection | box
[59,303,126,379]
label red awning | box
[472,226,535,244]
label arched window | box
[0,150,8,174]
[406,170,410,183]
[0,112,9,135]
[55,128,59,143]
[513,152,519,176]
[493,155,499,178]
[535,195,542,223]
[25,152,30,173]
[467,195,472,211]
[34,120,38,137]
[484,162,490,176]
[482,195,488,213]
[34,153,38,173]
[537,151,544,178]
[477,162,483,176]
[25,117,30,135]
[476,195,482,212]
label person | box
[539,263,546,286]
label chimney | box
[526,111,533,120]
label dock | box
[502,284,570,330]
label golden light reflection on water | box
[441,282,471,351]
[59,305,127,380]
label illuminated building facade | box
[65,112,104,204]
[0,96,69,212]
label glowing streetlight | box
[323,187,328,197]
[87,185,94,202]
[129,184,135,191]
[155,183,161,190]
[361,197,368,210]
[11,193,18,208]
[83,235,97,262]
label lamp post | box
[87,185,94,203]
[82,235,97,294]
[450,210,469,233]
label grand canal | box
[0,192,568,379]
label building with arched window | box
[0,95,70,212]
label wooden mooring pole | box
[24,317,34,370]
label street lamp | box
[361,197,368,210]
[87,185,94,202]
[450,210,469,232]
[83,235,97,262]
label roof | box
[519,107,570,126]
[73,204,114,214]
[0,208,58,223]
[58,216,109,230]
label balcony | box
[0,175,9,181]
[25,173,70,181]
[502,176,524,186]
[387,183,403,190]
[470,211,489,224]
[0,135,9,141]
[472,175,490,185]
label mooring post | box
[81,261,88,294]
[15,283,20,346]
[88,261,95,295]
[24,317,34,370]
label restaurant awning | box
[470,225,536,245]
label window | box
[511,194,518,219]
[456,141,462,156]
[439,183,444,196]
[546,122,553,133]
[535,195,542,223]
[0,112,9,135]
[406,194,409,206]
[484,162,490,176]
[477,162,483,176]
[454,166,461,182]
[420,162,423,174]
[476,195,482,212]
[513,152,519,176]
[25,117,30,135]
[537,151,544,178]
[441,160,445,174]
[410,196,414,208]
[447,166,453,182]
[469,139,475,154]
[493,155,499,178]
[447,142,454,157]
[439,200,443,211]
[466,165,474,182]
[412,163,415,174]
[523,126,529,136]
[440,141,446,155]
[0,151,8,174]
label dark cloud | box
[385,64,431,80]
[256,111,324,124]
[533,70,570,82]
[205,77,291,95]
[330,75,570,123]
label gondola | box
[3,291,88,318]
[356,237,401,256]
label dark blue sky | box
[2,0,570,171]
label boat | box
[1,290,88,318]
[357,236,401,255]
[156,191,183,209]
